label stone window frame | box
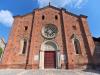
[41,24,58,39]
[72,34,81,55]
[19,39,28,55]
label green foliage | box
[0,47,3,57]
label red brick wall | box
[1,6,95,69]
[2,14,33,68]
[29,8,65,69]
[61,11,89,69]
[80,16,95,66]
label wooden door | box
[44,51,56,68]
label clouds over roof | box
[37,0,88,8]
[0,10,14,27]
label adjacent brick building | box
[1,5,96,69]
[0,38,6,51]
[93,37,100,68]
[0,37,6,60]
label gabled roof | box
[35,5,61,11]
[14,4,87,18]
[35,5,79,17]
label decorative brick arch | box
[39,40,61,69]
[41,40,59,51]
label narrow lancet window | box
[74,38,81,54]
[20,39,27,54]
[22,40,27,54]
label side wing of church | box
[1,5,96,69]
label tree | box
[0,47,3,58]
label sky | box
[0,0,100,42]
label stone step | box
[0,69,99,75]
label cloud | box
[0,10,14,27]
[75,0,88,8]
[37,0,88,8]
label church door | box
[44,51,56,68]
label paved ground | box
[0,69,99,75]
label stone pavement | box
[0,69,99,75]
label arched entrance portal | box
[39,41,60,69]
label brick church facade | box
[1,5,97,69]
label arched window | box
[20,39,27,54]
[22,40,27,54]
[74,38,81,54]
[55,15,58,20]
[42,15,45,20]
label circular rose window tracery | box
[42,24,58,39]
